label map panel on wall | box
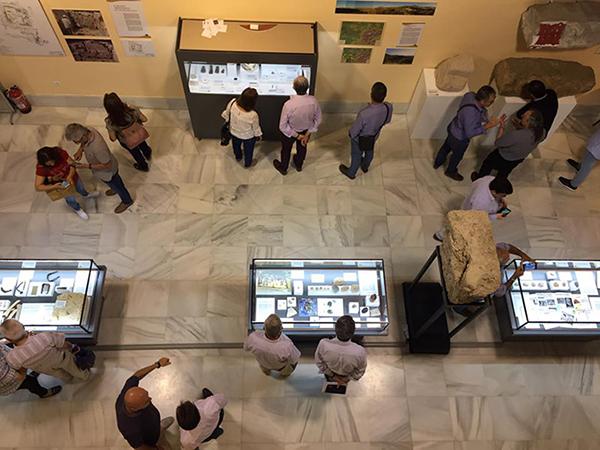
[66,38,118,62]
[52,9,108,37]
[0,0,64,56]
[339,21,384,45]
[335,1,436,16]
[341,47,372,64]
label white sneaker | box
[85,191,100,198]
[75,209,89,220]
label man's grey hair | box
[65,123,90,142]
[293,76,309,95]
[0,319,27,342]
[264,314,283,339]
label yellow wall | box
[1,0,599,104]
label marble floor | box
[2,105,600,448]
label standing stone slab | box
[492,58,596,97]
[435,54,475,92]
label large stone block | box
[521,1,600,50]
[492,57,596,97]
[440,210,500,305]
[435,54,474,92]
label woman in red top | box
[34,146,97,220]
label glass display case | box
[496,258,600,339]
[176,18,318,140]
[249,259,389,336]
[0,259,106,344]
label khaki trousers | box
[259,362,297,377]
[31,351,90,382]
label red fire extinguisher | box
[7,85,32,114]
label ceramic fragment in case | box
[0,259,106,344]
[496,259,600,339]
[249,259,389,337]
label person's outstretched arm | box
[133,357,171,380]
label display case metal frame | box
[175,18,318,140]
[496,258,600,340]
[0,259,106,345]
[248,258,389,338]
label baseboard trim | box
[28,94,409,113]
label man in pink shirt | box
[177,387,227,449]
[244,314,301,377]
[273,75,322,175]
[315,315,367,384]
[0,319,89,382]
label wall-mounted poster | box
[108,0,149,37]
[335,1,436,16]
[383,47,415,64]
[397,23,424,47]
[52,9,108,37]
[122,38,155,57]
[341,47,372,64]
[66,38,118,62]
[339,21,384,45]
[0,0,64,56]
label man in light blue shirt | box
[339,82,392,180]
[559,126,600,190]
[434,85,502,181]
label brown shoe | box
[114,201,133,214]
[105,189,116,196]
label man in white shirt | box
[559,126,600,191]
[433,175,513,242]
[177,387,227,450]
[244,314,301,377]
[315,315,367,384]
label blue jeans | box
[232,136,256,167]
[103,171,133,204]
[119,140,151,170]
[64,178,88,211]
[434,129,470,173]
[572,150,598,187]
[348,138,374,176]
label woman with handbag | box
[221,88,262,168]
[103,92,152,172]
[34,146,98,220]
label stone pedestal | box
[407,68,469,140]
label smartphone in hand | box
[523,261,537,270]
[499,207,511,217]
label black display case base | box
[403,282,450,354]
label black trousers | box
[280,130,308,171]
[119,140,152,170]
[477,149,524,178]
[18,374,48,397]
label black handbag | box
[220,99,235,146]
[73,345,96,371]
[358,103,390,152]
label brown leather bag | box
[120,121,150,150]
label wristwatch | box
[155,361,161,369]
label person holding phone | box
[434,175,513,241]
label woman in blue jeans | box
[34,146,98,220]
[221,87,262,168]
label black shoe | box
[470,171,479,182]
[235,157,242,162]
[567,158,581,171]
[30,371,40,378]
[432,233,443,243]
[433,160,443,170]
[445,171,464,181]
[133,163,149,172]
[144,149,152,161]
[202,387,214,398]
[41,385,62,398]
[213,427,224,439]
[273,159,287,175]
[361,165,369,173]
[558,176,577,191]
[338,164,355,180]
[244,159,257,168]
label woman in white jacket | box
[221,88,262,167]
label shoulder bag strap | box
[227,99,236,123]
[374,103,390,136]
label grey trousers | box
[572,150,599,187]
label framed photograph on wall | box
[339,22,384,46]
[52,9,108,37]
[335,1,436,16]
[66,38,118,62]
[341,47,372,64]
[383,47,415,64]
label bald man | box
[115,357,174,449]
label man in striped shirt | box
[0,319,90,382]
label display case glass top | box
[185,62,312,96]
[504,259,600,333]
[249,259,389,336]
[0,259,106,343]
[179,19,315,54]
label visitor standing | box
[221,88,262,168]
[176,387,227,449]
[558,126,600,191]
[273,75,322,175]
[515,80,558,135]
